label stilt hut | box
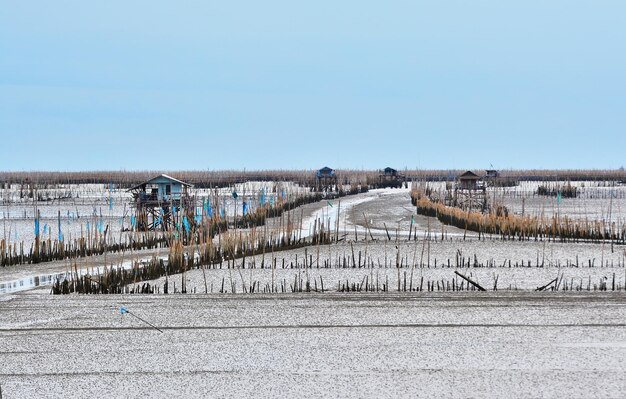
[316,166,337,190]
[129,174,194,231]
[378,167,404,188]
[454,170,487,212]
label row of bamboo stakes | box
[0,190,335,267]
[410,187,626,244]
[52,214,626,295]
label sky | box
[1,1,625,171]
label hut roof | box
[318,166,334,173]
[130,174,192,191]
[458,170,481,180]
[384,167,397,174]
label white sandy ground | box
[0,292,626,398]
[2,189,626,397]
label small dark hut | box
[129,174,194,231]
[485,169,499,179]
[378,167,404,188]
[457,170,481,190]
[316,166,337,189]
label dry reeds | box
[411,187,625,244]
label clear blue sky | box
[1,1,624,171]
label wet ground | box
[0,291,625,398]
[2,187,626,397]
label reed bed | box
[537,182,578,198]
[52,220,626,295]
[51,212,338,294]
[1,189,347,267]
[411,187,626,244]
[2,168,625,187]
[54,254,626,295]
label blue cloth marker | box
[118,306,163,333]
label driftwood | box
[535,278,558,291]
[454,271,486,291]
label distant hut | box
[485,169,499,179]
[454,170,487,212]
[457,171,481,190]
[378,167,404,188]
[484,169,518,187]
[129,174,193,231]
[316,166,337,190]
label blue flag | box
[242,201,247,215]
[182,216,189,234]
[109,182,113,210]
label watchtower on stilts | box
[129,174,194,231]
[453,170,487,212]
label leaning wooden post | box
[454,271,486,291]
